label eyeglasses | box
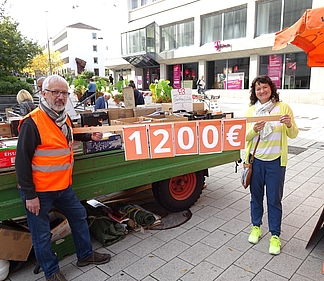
[45,89,69,97]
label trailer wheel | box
[152,171,205,212]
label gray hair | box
[42,75,68,91]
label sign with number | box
[222,119,246,150]
[171,88,193,112]
[174,121,198,155]
[123,125,149,161]
[148,123,174,159]
[198,120,222,154]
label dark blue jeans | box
[250,157,286,236]
[19,186,92,278]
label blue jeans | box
[19,186,92,278]
[250,157,286,236]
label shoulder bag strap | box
[249,135,261,164]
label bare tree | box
[0,0,8,19]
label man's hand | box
[26,197,40,216]
[91,132,103,141]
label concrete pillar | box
[249,54,259,86]
[159,63,167,80]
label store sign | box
[122,119,246,161]
[268,55,282,88]
[173,64,181,89]
[171,88,193,112]
[214,40,231,51]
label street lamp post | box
[45,11,52,75]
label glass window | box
[92,33,97,39]
[131,0,138,9]
[224,7,247,40]
[283,0,313,28]
[167,63,198,89]
[256,0,282,36]
[94,57,98,64]
[93,45,97,52]
[201,13,222,44]
[146,23,156,53]
[161,19,194,51]
[259,52,310,89]
[207,57,250,90]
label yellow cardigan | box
[244,101,299,166]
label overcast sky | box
[6,0,115,43]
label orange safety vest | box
[19,108,74,192]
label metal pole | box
[45,11,52,75]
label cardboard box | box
[84,134,122,154]
[0,123,12,137]
[193,102,205,112]
[108,108,134,121]
[133,107,161,117]
[110,117,155,125]
[0,139,17,168]
[51,233,76,261]
[0,224,33,261]
[161,103,173,113]
[50,211,71,242]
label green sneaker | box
[269,235,281,255]
[248,226,262,244]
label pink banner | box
[268,55,282,88]
[173,64,181,89]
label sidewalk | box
[6,98,324,281]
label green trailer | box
[0,148,240,222]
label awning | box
[122,53,159,68]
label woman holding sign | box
[244,75,298,255]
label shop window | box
[259,52,310,89]
[206,58,249,90]
[167,63,198,89]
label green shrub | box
[0,80,34,95]
[1,76,19,83]
[26,77,34,84]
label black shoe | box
[77,251,111,267]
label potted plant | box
[149,79,173,103]
[73,77,88,100]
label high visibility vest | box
[19,108,74,192]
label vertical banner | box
[222,119,246,151]
[123,125,149,161]
[268,54,282,89]
[148,123,174,159]
[173,121,198,156]
[198,120,222,154]
[173,64,181,89]
[172,88,193,112]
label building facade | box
[105,0,324,104]
[43,23,105,77]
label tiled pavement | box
[5,98,324,281]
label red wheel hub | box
[169,173,196,200]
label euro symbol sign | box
[226,125,242,147]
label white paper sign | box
[171,88,193,112]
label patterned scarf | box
[254,100,276,140]
[39,97,73,146]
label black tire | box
[152,171,205,212]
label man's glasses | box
[45,89,69,97]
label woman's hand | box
[279,114,292,128]
[91,132,103,141]
[253,121,266,133]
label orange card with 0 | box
[198,119,222,154]
[173,121,198,155]
[148,123,174,159]
[222,118,246,151]
[123,125,149,161]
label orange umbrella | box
[273,7,324,67]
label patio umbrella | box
[273,7,324,67]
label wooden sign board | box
[123,87,135,109]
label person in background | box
[128,80,145,106]
[119,74,123,81]
[109,74,114,85]
[87,77,96,105]
[15,75,111,281]
[196,75,206,95]
[16,89,37,116]
[94,92,110,111]
[244,75,298,255]
[37,76,46,93]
